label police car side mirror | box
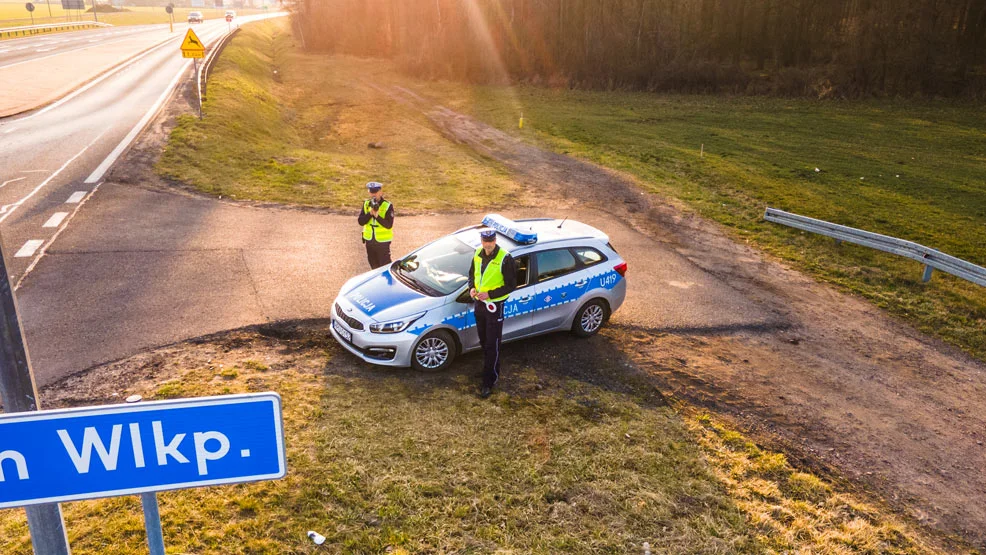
[456,289,473,304]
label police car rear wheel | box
[572,299,607,337]
[412,330,456,372]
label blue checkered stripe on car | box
[405,268,622,336]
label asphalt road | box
[0,25,162,69]
[0,16,277,282]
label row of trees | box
[293,0,986,97]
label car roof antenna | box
[557,216,568,229]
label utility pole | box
[0,239,72,555]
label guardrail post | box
[922,264,934,283]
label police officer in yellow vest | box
[468,228,517,398]
[357,181,395,269]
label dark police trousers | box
[365,240,391,270]
[475,300,504,389]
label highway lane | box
[0,16,279,282]
[0,24,165,69]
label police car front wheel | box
[411,330,457,372]
[572,299,608,337]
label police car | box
[330,215,627,371]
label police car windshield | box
[395,235,474,296]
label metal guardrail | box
[198,26,239,102]
[764,208,986,287]
[0,21,110,39]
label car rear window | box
[572,247,605,267]
[536,249,578,282]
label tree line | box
[293,0,986,98]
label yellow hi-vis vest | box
[362,200,393,243]
[473,247,510,302]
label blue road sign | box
[0,393,285,509]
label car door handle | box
[574,280,588,287]
[517,296,533,304]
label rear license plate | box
[333,319,353,342]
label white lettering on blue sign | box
[0,450,30,481]
[349,291,376,312]
[0,393,285,509]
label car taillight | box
[614,262,627,276]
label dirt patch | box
[377,86,986,550]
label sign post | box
[180,27,205,119]
[25,3,34,25]
[165,4,173,33]
[0,237,72,554]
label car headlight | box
[369,312,426,334]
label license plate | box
[333,319,353,342]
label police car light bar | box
[481,214,538,244]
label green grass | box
[420,84,986,361]
[0,328,940,553]
[157,19,523,212]
[0,5,268,29]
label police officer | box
[357,181,395,269]
[468,228,517,398]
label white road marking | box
[0,130,107,224]
[42,212,69,228]
[0,36,134,70]
[65,191,88,203]
[14,240,43,258]
[15,182,103,290]
[35,47,55,53]
[0,49,9,54]
[2,127,19,134]
[85,58,192,184]
[20,170,48,173]
[11,36,181,123]
[0,177,26,188]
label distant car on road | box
[224,9,236,18]
[187,11,203,23]
[330,214,628,371]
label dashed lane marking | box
[65,191,87,203]
[0,129,106,224]
[43,212,69,228]
[15,182,102,291]
[15,240,43,258]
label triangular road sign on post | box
[181,28,205,58]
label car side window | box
[514,255,531,288]
[536,249,578,283]
[572,247,606,267]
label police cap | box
[366,181,383,192]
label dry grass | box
[691,413,941,554]
[0,327,942,554]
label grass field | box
[157,20,523,212]
[420,86,986,361]
[0,4,268,30]
[0,327,940,553]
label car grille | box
[335,303,364,331]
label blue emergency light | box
[481,214,538,244]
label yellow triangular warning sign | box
[181,28,205,52]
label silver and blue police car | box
[330,215,628,371]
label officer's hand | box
[370,208,379,217]
[477,292,490,301]
[470,288,478,298]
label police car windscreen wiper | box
[393,259,442,297]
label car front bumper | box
[329,300,419,367]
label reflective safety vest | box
[362,200,393,243]
[473,247,510,302]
